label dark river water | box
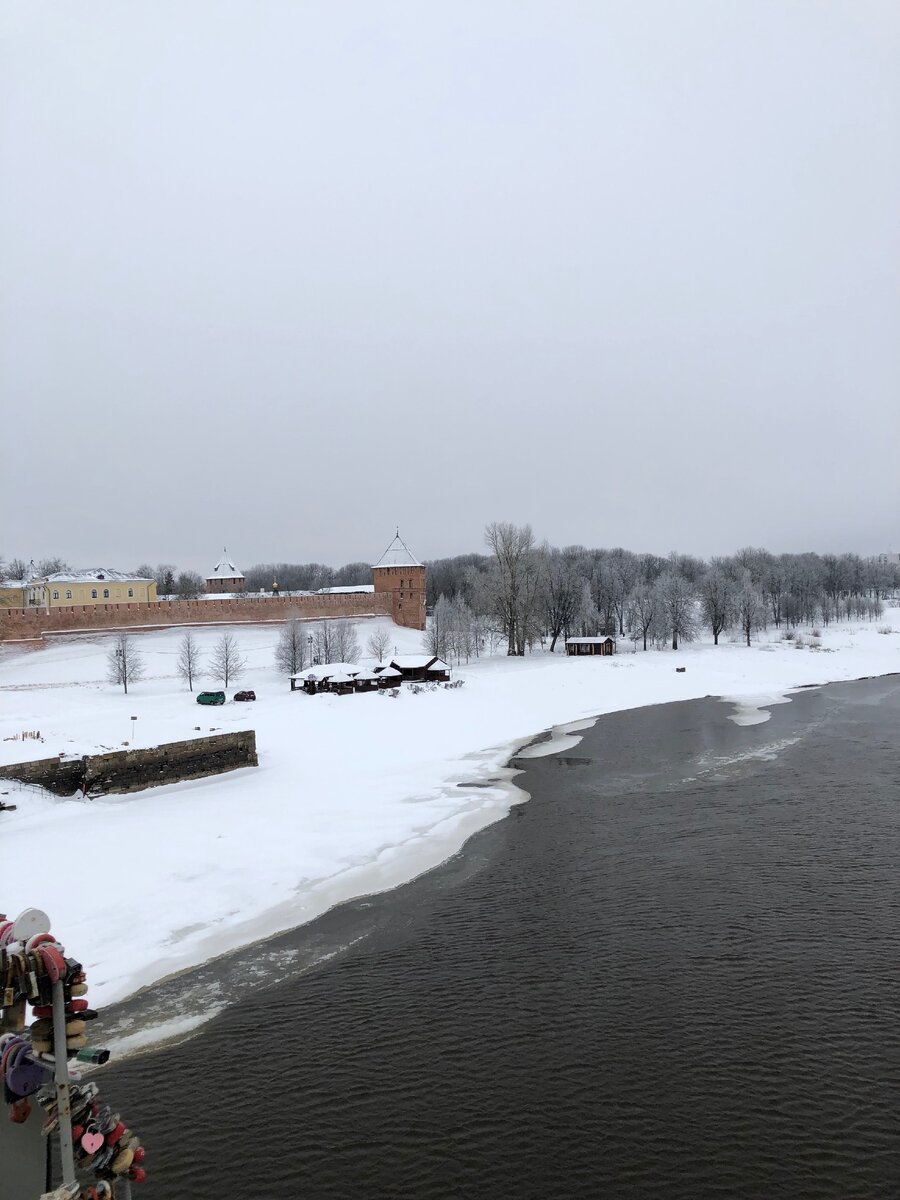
[104,677,900,1199]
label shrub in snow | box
[877,625,893,635]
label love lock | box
[5,1041,48,1096]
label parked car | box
[233,690,257,702]
[196,691,226,706]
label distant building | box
[874,551,900,567]
[565,636,617,657]
[14,569,157,610]
[372,532,426,631]
[0,577,33,608]
[206,550,245,594]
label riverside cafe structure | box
[290,658,451,695]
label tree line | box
[423,525,898,659]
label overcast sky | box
[2,2,898,572]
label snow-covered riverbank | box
[2,613,898,1007]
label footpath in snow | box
[1,613,898,1011]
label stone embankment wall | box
[0,731,257,797]
[0,592,393,642]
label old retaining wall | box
[0,731,258,797]
[0,592,393,642]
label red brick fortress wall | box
[372,565,427,630]
[0,592,393,642]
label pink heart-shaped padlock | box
[82,1131,104,1154]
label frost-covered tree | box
[37,557,70,576]
[697,566,734,646]
[425,595,452,660]
[366,627,391,662]
[575,580,601,637]
[176,630,202,691]
[609,549,639,636]
[210,632,246,687]
[275,614,307,675]
[542,549,582,652]
[448,594,476,663]
[655,572,696,651]
[106,633,144,694]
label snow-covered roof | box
[35,568,153,585]
[373,666,401,677]
[208,550,243,580]
[426,659,450,672]
[372,533,422,570]
[317,585,375,595]
[0,579,29,589]
[566,636,617,644]
[354,669,382,681]
[291,662,360,681]
[328,673,354,684]
[390,655,438,669]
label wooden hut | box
[565,636,617,657]
[374,666,402,689]
[388,655,451,683]
[291,663,360,694]
[352,669,382,694]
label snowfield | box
[1,613,898,1010]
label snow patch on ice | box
[722,690,799,726]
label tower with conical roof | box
[371,531,426,630]
[205,548,245,595]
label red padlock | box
[128,1166,147,1184]
[9,1097,31,1124]
[106,1120,125,1145]
[132,1146,145,1163]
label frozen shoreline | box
[2,613,898,1012]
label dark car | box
[196,691,226,706]
[233,690,257,702]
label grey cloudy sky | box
[2,1,898,572]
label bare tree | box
[655,572,696,651]
[314,620,359,664]
[366,626,391,662]
[735,572,766,647]
[626,582,657,651]
[154,564,177,598]
[175,570,205,599]
[210,632,246,687]
[106,633,144,694]
[176,630,202,691]
[697,566,734,646]
[331,620,361,663]
[275,614,308,675]
[484,521,543,655]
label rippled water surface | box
[106,678,900,1198]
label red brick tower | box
[372,532,426,631]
